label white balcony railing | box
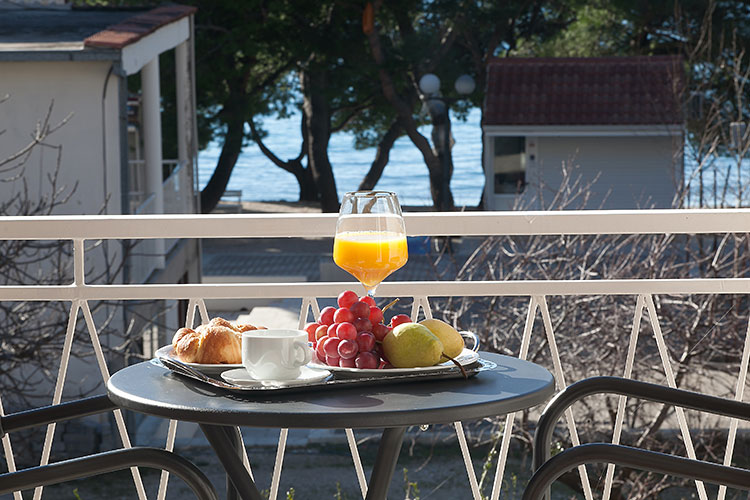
[128,160,194,283]
[2,209,750,500]
[129,159,191,216]
[161,160,193,215]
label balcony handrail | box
[128,159,181,166]
[1,208,750,240]
[3,278,750,301]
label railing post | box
[142,56,165,268]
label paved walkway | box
[204,250,323,279]
[203,201,476,282]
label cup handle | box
[294,341,313,367]
[460,331,480,352]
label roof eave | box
[0,46,120,62]
[482,124,685,137]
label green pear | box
[419,318,464,359]
[382,322,443,368]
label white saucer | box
[221,365,331,387]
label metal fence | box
[2,209,750,500]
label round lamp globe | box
[455,74,476,96]
[419,73,441,95]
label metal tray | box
[155,355,496,395]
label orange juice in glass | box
[334,192,408,296]
[333,230,408,290]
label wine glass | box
[333,191,408,298]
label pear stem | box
[381,297,400,313]
[441,352,468,379]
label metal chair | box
[523,376,750,499]
[0,394,218,500]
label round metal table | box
[108,352,554,500]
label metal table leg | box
[223,426,243,500]
[200,423,264,500]
[365,426,406,500]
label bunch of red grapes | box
[304,290,411,369]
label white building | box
[0,4,201,400]
[482,56,685,210]
[0,3,200,285]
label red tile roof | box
[84,5,197,49]
[483,56,684,126]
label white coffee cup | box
[241,329,312,381]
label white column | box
[483,133,494,210]
[141,57,165,268]
[176,33,200,215]
[175,41,190,170]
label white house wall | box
[528,136,681,210]
[0,61,126,400]
[0,60,122,216]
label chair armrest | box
[0,396,218,499]
[0,394,116,437]
[533,376,750,472]
[0,447,218,500]
[523,443,750,500]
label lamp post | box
[419,73,475,211]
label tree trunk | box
[301,68,339,212]
[427,101,456,211]
[248,116,318,202]
[200,94,246,214]
[296,114,318,201]
[358,118,402,190]
[293,160,318,202]
[364,1,453,210]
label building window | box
[493,136,526,194]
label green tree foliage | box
[181,1,385,212]
[110,0,750,211]
[514,3,624,57]
[517,0,750,60]
[362,0,572,210]
[185,1,297,213]
[185,0,574,212]
[293,2,384,212]
[148,1,750,212]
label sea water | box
[197,109,484,207]
[197,105,750,209]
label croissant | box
[171,317,266,364]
